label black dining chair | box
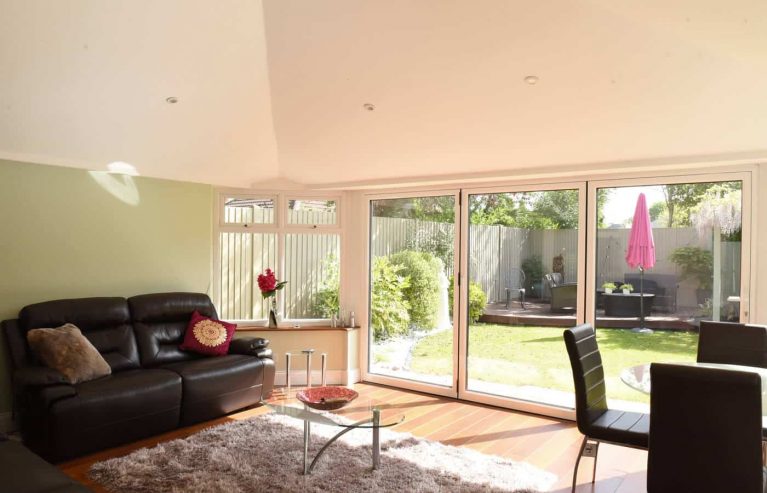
[697,320,767,368]
[648,363,764,493]
[563,324,649,492]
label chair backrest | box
[563,324,608,433]
[698,321,767,368]
[648,363,763,493]
[550,273,563,286]
[507,267,526,291]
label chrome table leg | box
[303,419,310,475]
[372,408,381,469]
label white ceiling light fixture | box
[524,75,539,85]
[165,96,179,104]
[363,103,375,111]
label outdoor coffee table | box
[263,389,405,475]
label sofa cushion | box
[44,369,182,461]
[129,293,217,367]
[163,355,265,425]
[27,324,112,384]
[19,298,139,372]
[180,311,236,356]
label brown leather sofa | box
[2,292,275,463]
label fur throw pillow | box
[27,323,111,384]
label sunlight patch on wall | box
[88,162,140,205]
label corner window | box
[215,193,341,323]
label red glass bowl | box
[296,386,359,410]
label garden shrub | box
[448,277,488,323]
[313,253,340,318]
[371,256,411,341]
[389,250,442,330]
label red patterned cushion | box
[179,311,236,356]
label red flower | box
[258,269,287,297]
[258,269,277,292]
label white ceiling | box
[0,0,278,187]
[2,1,767,188]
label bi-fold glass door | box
[364,191,460,397]
[586,173,751,411]
[363,171,751,417]
[456,183,586,417]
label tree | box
[660,182,740,228]
[372,196,455,223]
[469,190,581,229]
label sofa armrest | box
[256,348,273,359]
[229,337,271,357]
[13,367,68,393]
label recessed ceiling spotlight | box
[165,96,179,104]
[524,75,539,85]
[363,103,375,111]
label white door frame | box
[360,189,461,398]
[357,168,754,420]
[586,171,752,325]
[456,181,587,420]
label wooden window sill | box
[236,325,359,332]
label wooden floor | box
[59,383,648,492]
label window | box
[223,196,275,225]
[215,193,341,323]
[287,199,338,226]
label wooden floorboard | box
[58,383,647,492]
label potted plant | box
[602,282,617,294]
[620,283,634,294]
[669,247,714,304]
[522,255,545,298]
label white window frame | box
[219,193,278,227]
[285,196,341,229]
[214,189,343,326]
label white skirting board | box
[274,369,361,387]
[0,412,15,433]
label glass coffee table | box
[263,388,405,475]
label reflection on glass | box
[288,200,337,225]
[595,181,742,410]
[466,190,578,408]
[368,196,455,387]
[224,197,274,224]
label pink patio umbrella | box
[625,193,656,332]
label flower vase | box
[267,298,279,328]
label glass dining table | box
[621,362,767,426]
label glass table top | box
[263,387,405,429]
[621,362,767,423]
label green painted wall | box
[0,159,213,417]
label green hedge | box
[448,277,487,323]
[370,256,411,341]
[389,250,442,330]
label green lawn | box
[410,324,698,403]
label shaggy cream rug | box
[90,413,557,493]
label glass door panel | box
[592,178,746,410]
[367,194,457,389]
[463,187,582,409]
